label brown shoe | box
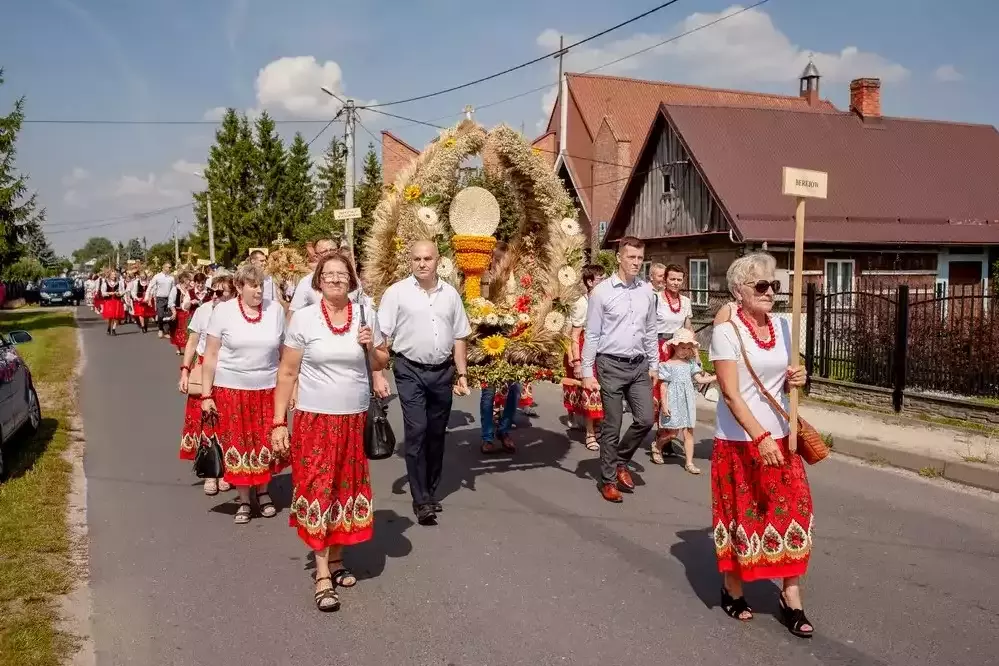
[600,483,623,503]
[616,466,635,491]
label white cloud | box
[203,106,228,121]
[536,5,910,121]
[934,64,964,82]
[171,160,208,176]
[61,159,205,211]
[61,167,90,187]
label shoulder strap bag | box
[357,294,396,461]
[727,321,828,465]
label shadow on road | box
[302,509,414,581]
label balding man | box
[378,240,470,525]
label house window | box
[825,259,855,308]
[639,261,651,281]
[689,259,709,306]
[598,220,608,243]
[662,172,674,197]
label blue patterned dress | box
[657,360,701,430]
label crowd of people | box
[97,235,814,636]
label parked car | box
[38,277,80,306]
[0,330,40,479]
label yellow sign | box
[781,167,828,199]
[248,247,269,256]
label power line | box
[364,0,688,109]
[45,205,192,235]
[43,203,192,228]
[23,117,341,126]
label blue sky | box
[3,0,997,255]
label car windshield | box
[41,279,71,290]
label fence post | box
[892,285,909,412]
[804,283,816,394]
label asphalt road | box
[78,307,999,666]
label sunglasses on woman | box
[745,280,782,295]
[213,289,226,297]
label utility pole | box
[173,218,180,264]
[343,99,357,259]
[206,192,216,264]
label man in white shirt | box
[379,240,470,526]
[146,261,176,339]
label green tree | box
[2,257,45,282]
[0,68,45,269]
[282,132,315,239]
[253,111,286,248]
[596,250,618,276]
[146,240,177,269]
[307,136,347,242]
[353,143,382,250]
[193,109,258,266]
[23,218,57,267]
[72,236,115,267]
[125,238,143,261]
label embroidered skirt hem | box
[214,386,286,487]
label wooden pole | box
[788,196,806,451]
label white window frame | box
[639,261,651,281]
[824,259,855,309]
[689,258,709,306]
[597,220,608,243]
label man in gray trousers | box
[581,236,658,503]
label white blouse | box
[656,291,692,336]
[206,299,286,390]
[187,301,215,356]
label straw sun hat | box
[667,328,699,348]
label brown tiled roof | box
[660,104,999,245]
[548,72,838,216]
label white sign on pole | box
[781,167,829,200]
[333,207,363,221]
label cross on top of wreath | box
[272,233,291,249]
[181,247,197,264]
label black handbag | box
[193,412,225,478]
[357,294,396,460]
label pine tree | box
[125,238,143,260]
[353,143,383,251]
[193,109,258,265]
[282,132,315,240]
[0,68,45,269]
[253,111,287,249]
[23,218,56,267]
[308,136,347,242]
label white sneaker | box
[217,478,232,492]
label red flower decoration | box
[520,274,533,288]
[515,294,532,313]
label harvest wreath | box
[361,119,585,388]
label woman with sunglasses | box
[271,251,388,612]
[179,275,234,495]
[708,252,813,638]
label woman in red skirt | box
[179,274,234,494]
[561,263,606,450]
[200,264,287,525]
[130,271,156,333]
[271,250,388,612]
[169,271,194,354]
[100,270,126,336]
[93,273,106,316]
[709,252,813,638]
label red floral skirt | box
[133,299,155,318]
[561,330,603,421]
[289,411,373,550]
[171,309,191,349]
[710,436,813,582]
[214,386,286,487]
[101,297,125,320]
[179,356,207,461]
[653,337,675,436]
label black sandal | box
[720,586,753,621]
[331,560,357,588]
[314,576,340,612]
[256,492,277,518]
[778,593,814,638]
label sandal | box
[720,586,753,621]
[650,446,665,465]
[778,593,814,638]
[234,502,252,525]
[203,478,218,495]
[684,462,702,475]
[256,491,277,518]
[314,576,340,612]
[584,434,600,451]
[498,433,516,453]
[331,560,357,588]
[481,440,504,455]
[217,478,232,492]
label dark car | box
[38,278,80,306]
[0,329,40,478]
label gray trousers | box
[596,354,655,484]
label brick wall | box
[381,131,420,188]
[591,117,630,234]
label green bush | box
[2,257,46,283]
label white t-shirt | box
[656,292,692,336]
[188,301,215,356]
[569,295,588,328]
[709,316,792,442]
[206,299,286,390]
[285,302,382,415]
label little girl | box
[652,328,715,473]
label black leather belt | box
[597,353,647,364]
[397,354,454,371]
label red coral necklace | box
[663,290,681,314]
[322,300,352,336]
[736,307,776,350]
[237,297,262,324]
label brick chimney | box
[850,78,882,120]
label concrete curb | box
[693,402,999,494]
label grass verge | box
[0,309,79,666]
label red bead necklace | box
[321,300,352,336]
[736,307,776,350]
[237,297,262,324]
[663,290,682,314]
